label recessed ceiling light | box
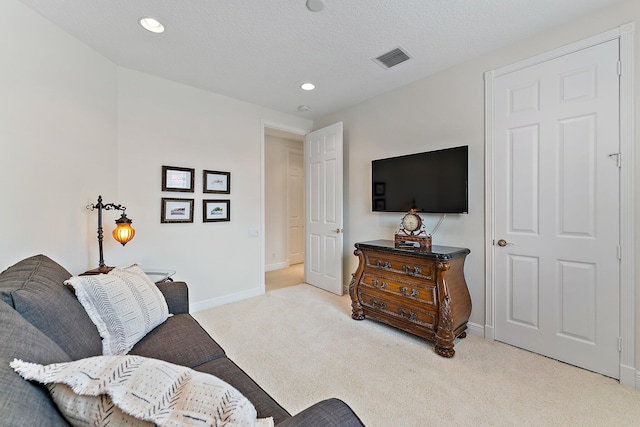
[301,83,316,91]
[298,105,311,112]
[306,0,324,12]
[139,17,165,34]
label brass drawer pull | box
[376,260,391,269]
[399,286,419,297]
[371,299,387,310]
[372,279,388,289]
[402,265,422,275]
[398,308,418,320]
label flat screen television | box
[371,145,468,213]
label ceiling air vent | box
[373,47,412,69]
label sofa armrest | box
[156,281,189,314]
[276,399,365,427]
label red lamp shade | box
[112,213,135,246]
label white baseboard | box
[628,366,640,389]
[265,261,288,272]
[189,287,263,313]
[618,366,640,389]
[466,322,485,337]
[484,324,495,340]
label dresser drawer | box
[360,290,437,330]
[363,251,434,283]
[360,272,437,308]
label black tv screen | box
[372,146,468,213]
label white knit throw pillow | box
[11,355,273,427]
[65,264,169,355]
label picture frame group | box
[162,166,230,194]
[161,166,231,224]
[161,198,230,223]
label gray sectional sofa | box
[0,254,364,426]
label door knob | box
[497,239,509,247]
[333,228,343,234]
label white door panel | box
[305,122,344,295]
[494,40,620,378]
[287,148,304,265]
[508,254,539,329]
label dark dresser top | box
[355,239,470,260]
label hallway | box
[265,263,304,292]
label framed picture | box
[161,198,194,223]
[162,166,195,192]
[203,170,230,194]
[203,199,230,222]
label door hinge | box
[617,61,622,76]
[617,245,622,260]
[618,337,623,352]
[609,153,621,168]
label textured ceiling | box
[18,0,621,120]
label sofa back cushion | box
[0,299,71,426]
[0,254,103,360]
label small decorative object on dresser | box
[349,240,471,357]
[394,209,431,249]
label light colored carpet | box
[193,284,640,426]
[265,263,304,291]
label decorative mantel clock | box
[394,209,432,249]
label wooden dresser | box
[349,240,471,357]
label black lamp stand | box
[85,195,131,274]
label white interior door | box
[493,40,620,378]
[287,148,304,265]
[305,122,344,295]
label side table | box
[80,267,175,284]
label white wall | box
[0,0,313,311]
[315,0,640,350]
[0,0,118,274]
[116,69,312,310]
[264,135,304,270]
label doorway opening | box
[264,126,306,292]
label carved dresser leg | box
[350,275,365,320]
[435,295,455,357]
[435,265,455,357]
[349,250,365,320]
